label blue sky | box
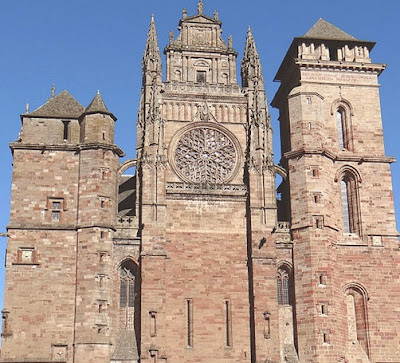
[0,0,399,314]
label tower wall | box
[273,33,400,362]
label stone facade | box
[1,3,399,363]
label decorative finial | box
[97,89,100,94]
[151,14,154,22]
[25,102,29,114]
[214,10,219,21]
[247,26,252,33]
[228,35,233,49]
[51,84,55,98]
[169,30,174,45]
[182,8,187,18]
[198,0,204,15]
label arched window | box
[345,285,370,358]
[341,171,361,236]
[337,107,348,149]
[277,267,291,305]
[119,260,138,331]
[332,99,354,151]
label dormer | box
[163,1,238,86]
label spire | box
[241,27,264,88]
[142,15,162,75]
[243,27,260,64]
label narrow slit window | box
[150,311,157,337]
[341,180,351,233]
[186,299,193,347]
[337,109,345,149]
[225,300,232,348]
[62,121,70,141]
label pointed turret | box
[241,27,264,88]
[80,91,116,144]
[84,90,116,120]
[142,15,162,82]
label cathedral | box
[1,1,399,362]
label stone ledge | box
[166,182,247,199]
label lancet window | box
[277,267,291,305]
[341,170,361,236]
[119,260,138,331]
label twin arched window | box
[277,266,293,306]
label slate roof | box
[29,90,84,118]
[304,18,357,41]
[85,91,110,114]
[83,91,116,120]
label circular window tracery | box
[172,125,239,184]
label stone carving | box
[198,0,204,15]
[174,127,237,184]
[194,102,218,122]
[192,28,211,46]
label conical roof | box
[85,91,110,114]
[83,91,116,120]
[29,90,84,118]
[304,18,357,41]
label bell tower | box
[272,19,400,362]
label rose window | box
[174,126,237,184]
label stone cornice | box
[9,142,125,157]
[283,148,396,164]
[296,59,386,74]
[7,224,116,231]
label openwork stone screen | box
[173,126,238,184]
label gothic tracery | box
[174,126,237,184]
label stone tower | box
[272,19,400,362]
[1,89,124,362]
[1,4,399,363]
